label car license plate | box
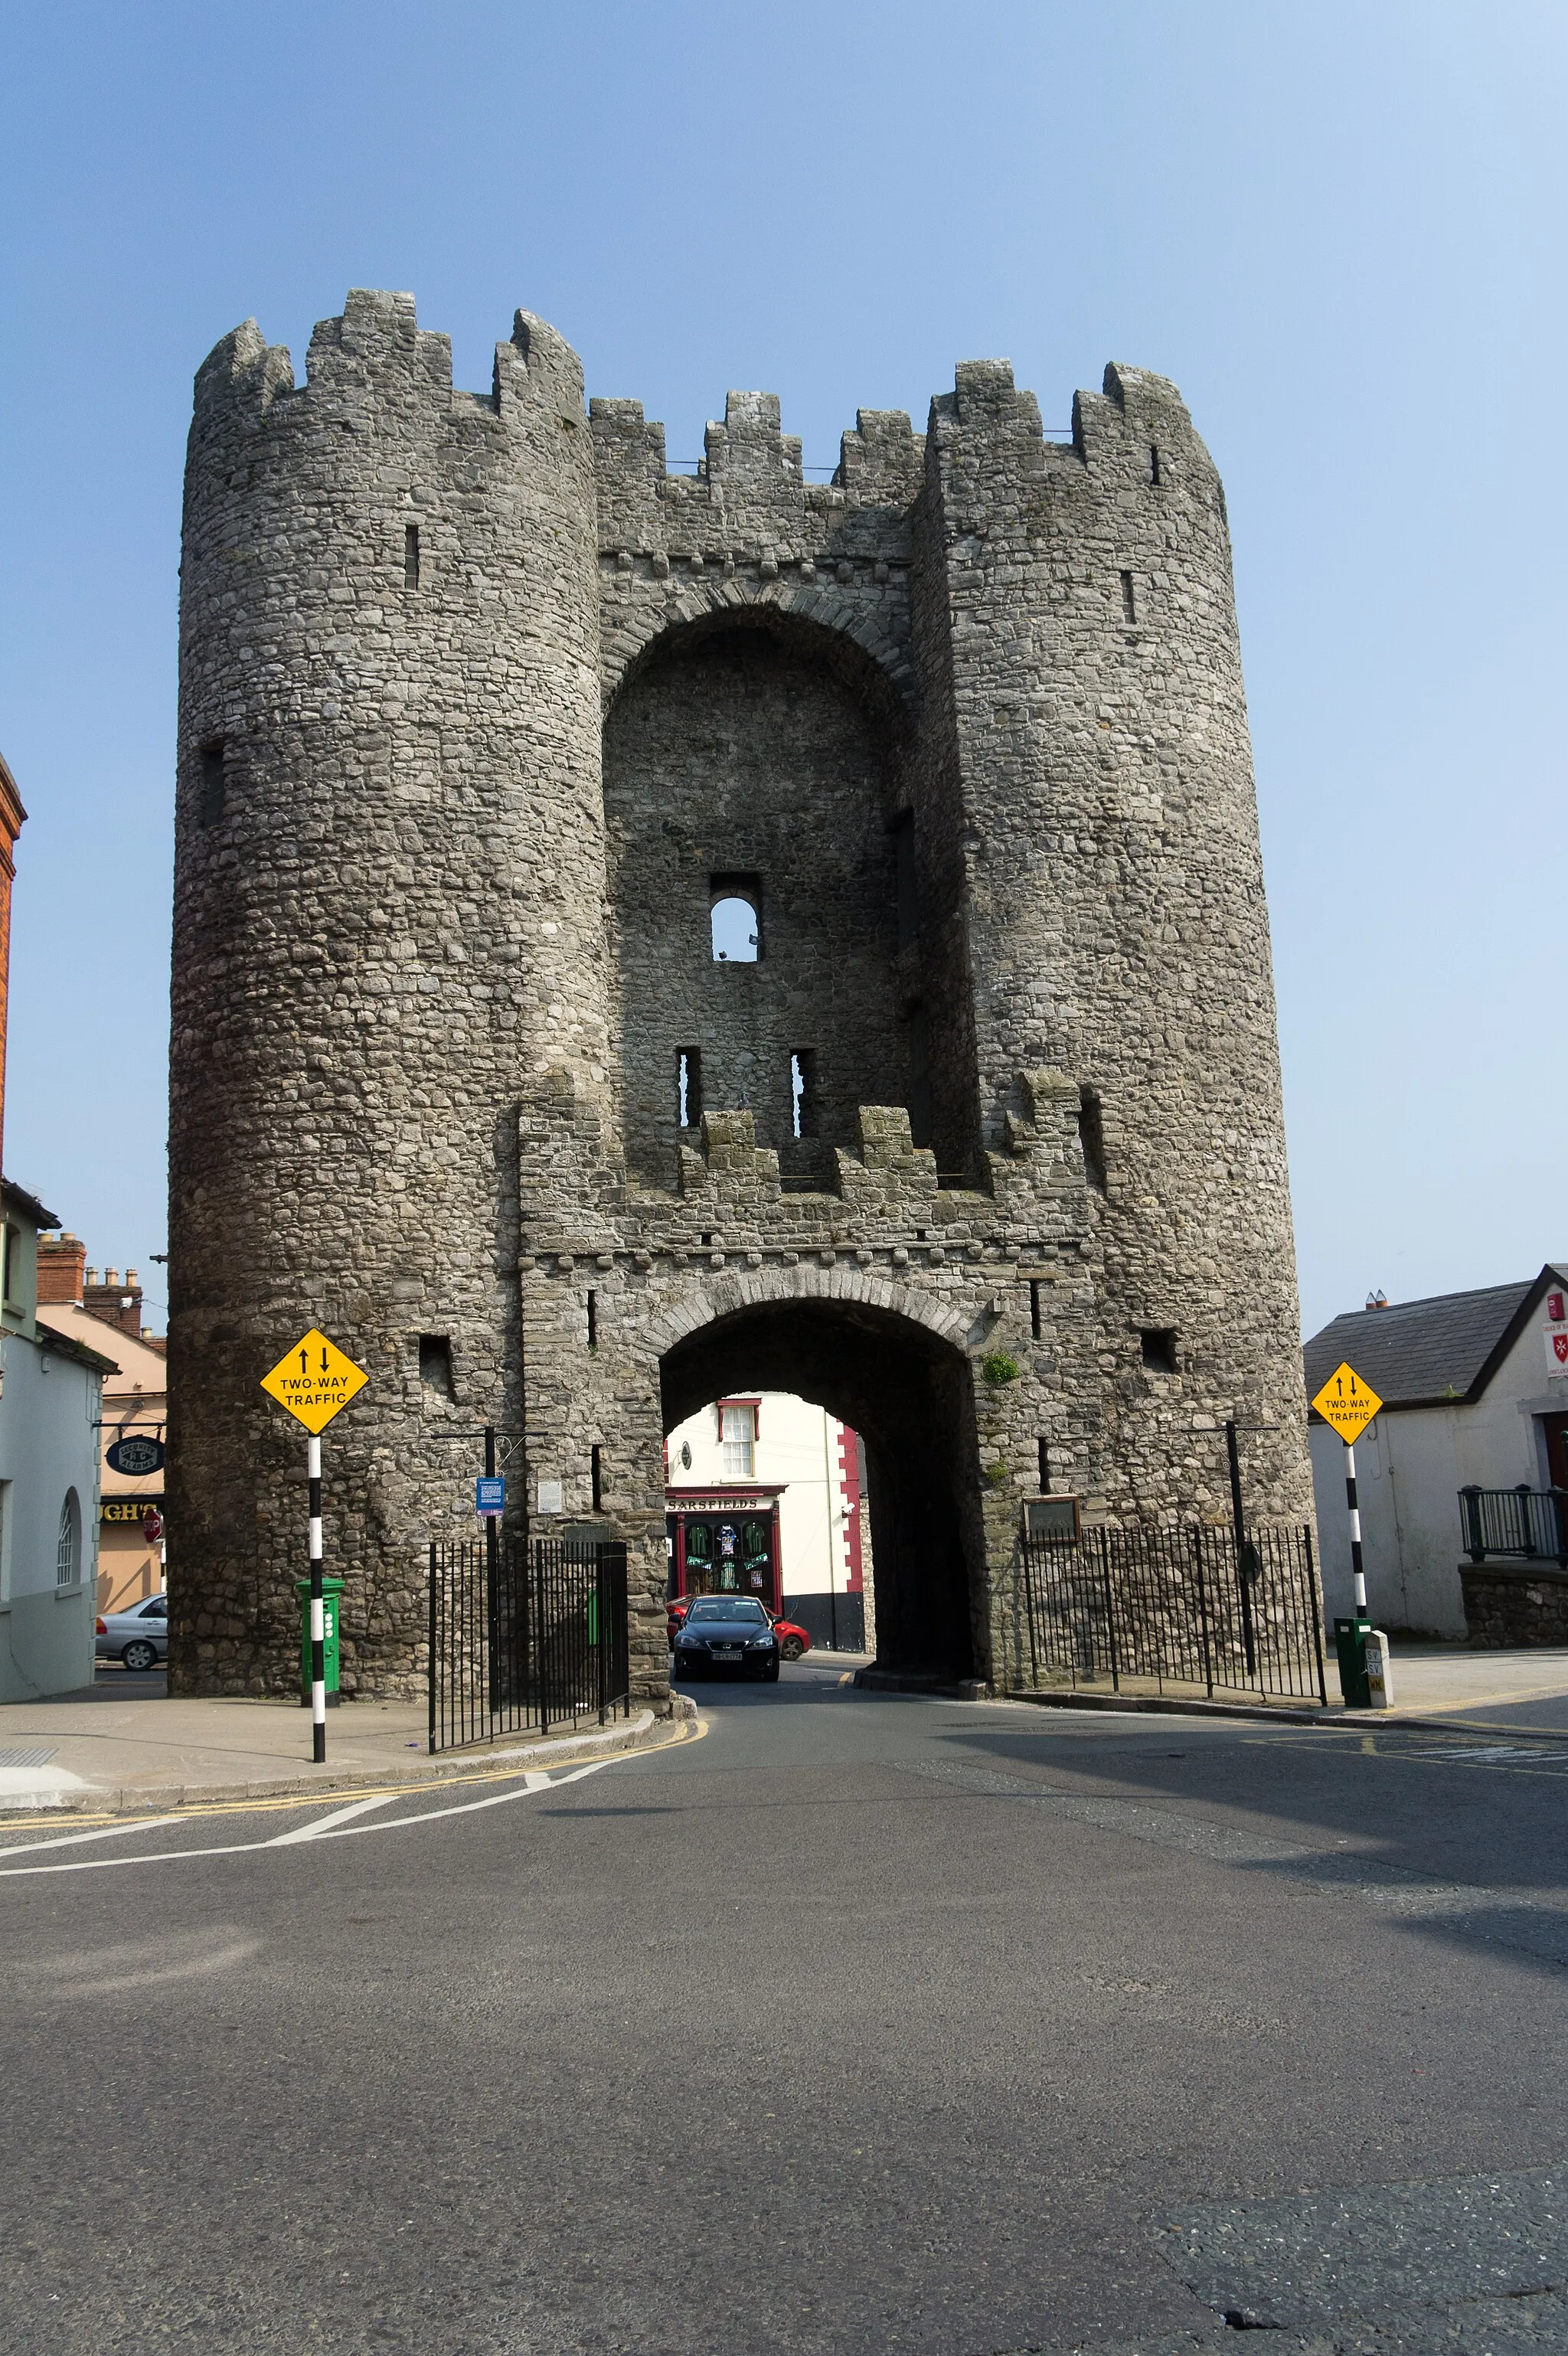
[713,1645,741,1659]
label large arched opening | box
[660,1294,984,1684]
[603,607,918,1193]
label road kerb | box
[0,1697,696,1825]
[1005,1688,1568,1741]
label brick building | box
[168,290,1312,1700]
[38,1236,168,1614]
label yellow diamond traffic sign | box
[260,1328,369,1433]
[1309,1359,1383,1445]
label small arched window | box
[710,877,761,962]
[56,1489,81,1586]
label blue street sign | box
[475,1475,505,1516]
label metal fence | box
[1459,1485,1568,1565]
[1018,1522,1327,1707]
[428,1537,631,1753]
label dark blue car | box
[671,1594,780,1681]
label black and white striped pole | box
[1344,1436,1368,1622]
[308,1433,326,1763]
[1308,1359,1386,1711]
[259,1327,368,1765]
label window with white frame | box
[56,1489,80,1587]
[720,1403,756,1479]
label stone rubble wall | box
[170,289,1313,1701]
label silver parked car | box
[96,1593,168,1671]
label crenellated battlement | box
[188,292,588,460]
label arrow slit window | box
[198,742,226,828]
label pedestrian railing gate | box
[428,1537,631,1753]
[1018,1522,1328,1707]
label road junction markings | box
[0,1714,708,1878]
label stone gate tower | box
[169,287,1312,1700]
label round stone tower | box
[169,291,606,1694]
[908,358,1312,1526]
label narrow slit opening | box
[678,1047,702,1129]
[198,742,226,828]
[590,1444,603,1513]
[790,1049,817,1140]
[586,1291,596,1348]
[1037,1438,1051,1492]
[1078,1087,1108,1194]
[1029,1279,1042,1340]
[1119,570,1137,623]
[403,523,420,590]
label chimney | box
[83,1260,145,1339]
[38,1230,87,1305]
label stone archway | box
[603,603,919,1193]
[658,1288,984,1683]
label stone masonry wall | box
[604,624,908,1188]
[170,290,1312,1701]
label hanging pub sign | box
[106,1434,165,1476]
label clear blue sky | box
[2,1,1562,1339]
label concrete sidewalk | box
[1015,1644,1568,1735]
[1375,1642,1568,1734]
[0,1667,680,1814]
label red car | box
[667,1596,811,1661]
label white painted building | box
[665,1390,874,1652]
[0,1180,116,1700]
[1304,1265,1568,1639]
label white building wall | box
[667,1392,857,1594]
[0,1330,102,1701]
[1310,1319,1568,1639]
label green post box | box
[296,1576,345,1707]
[1334,1614,1370,1710]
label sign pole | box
[1308,1360,1384,1710]
[308,1433,325,1763]
[1344,1436,1367,1619]
[260,1327,368,1762]
[485,1423,499,1713]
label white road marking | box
[0,1813,188,1861]
[0,1760,616,1878]
[266,1793,403,1845]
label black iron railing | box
[1459,1486,1568,1566]
[1017,1522,1327,1707]
[428,1537,631,1753]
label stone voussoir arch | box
[643,1261,972,1368]
[599,576,915,719]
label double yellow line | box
[0,1713,706,1844]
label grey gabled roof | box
[1302,1267,1567,1412]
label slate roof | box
[1302,1267,1567,1413]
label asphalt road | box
[5,1662,1568,2354]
